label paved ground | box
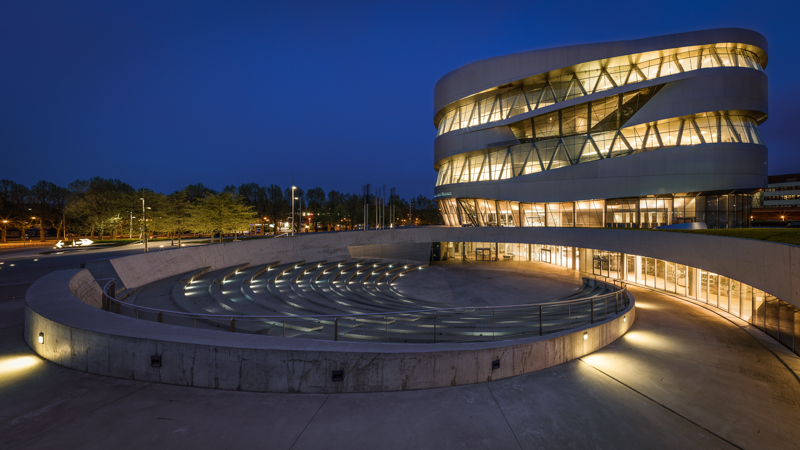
[1,249,800,449]
[394,260,583,306]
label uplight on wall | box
[583,332,588,341]
[38,332,44,344]
[623,316,627,323]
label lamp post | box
[141,198,148,252]
[291,186,296,236]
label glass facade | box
[436,44,763,137]
[438,242,800,357]
[435,112,764,187]
[438,194,751,229]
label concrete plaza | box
[1,247,799,449]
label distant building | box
[751,173,800,222]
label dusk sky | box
[1,0,798,199]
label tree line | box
[0,178,442,243]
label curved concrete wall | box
[434,28,767,118]
[98,227,796,309]
[25,269,634,393]
[624,69,768,128]
[433,143,767,202]
[24,227,800,394]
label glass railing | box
[436,45,762,137]
[100,277,629,344]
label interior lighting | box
[38,332,44,344]
[583,332,588,341]
[33,259,38,261]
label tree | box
[192,193,255,243]
[263,184,287,233]
[0,216,13,243]
[237,183,267,234]
[305,187,325,232]
[30,180,68,241]
[151,191,192,246]
[65,177,134,239]
[183,183,216,202]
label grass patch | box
[657,228,800,246]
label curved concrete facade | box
[434,28,767,118]
[433,68,769,166]
[434,142,767,203]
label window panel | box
[534,111,560,138]
[561,104,589,135]
[509,146,530,177]
[607,65,631,87]
[507,89,529,118]
[576,200,604,227]
[475,199,498,226]
[436,162,449,186]
[562,135,586,164]
[521,203,546,227]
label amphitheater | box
[26,228,632,393]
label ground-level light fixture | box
[38,332,44,344]
[583,332,588,341]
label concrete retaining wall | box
[25,269,634,393]
[106,228,800,309]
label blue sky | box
[1,0,797,198]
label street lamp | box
[294,196,302,233]
[291,186,296,236]
[140,198,148,252]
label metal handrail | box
[100,278,627,321]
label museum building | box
[430,30,800,355]
[433,28,768,229]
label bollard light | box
[38,332,44,344]
[583,332,588,341]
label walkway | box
[1,255,799,448]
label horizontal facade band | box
[434,69,769,165]
[436,113,764,187]
[435,44,762,134]
[434,28,768,116]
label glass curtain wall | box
[447,240,798,359]
[436,45,763,136]
[437,194,752,229]
[436,113,764,187]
